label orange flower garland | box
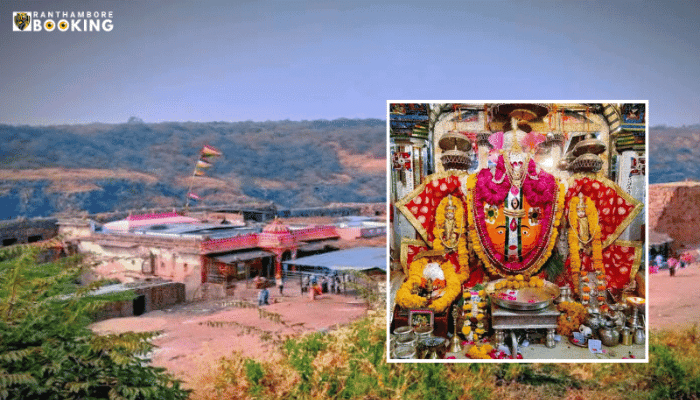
[567,198,582,295]
[465,175,497,276]
[462,289,487,341]
[395,257,462,313]
[567,195,605,298]
[429,262,462,313]
[395,257,428,310]
[421,278,446,290]
[556,301,587,336]
[456,237,470,283]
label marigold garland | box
[556,301,587,336]
[567,195,605,298]
[395,257,461,313]
[429,262,461,313]
[421,277,446,290]
[461,289,488,342]
[456,235,470,283]
[467,343,493,359]
[466,175,497,275]
[395,258,429,310]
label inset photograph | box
[389,102,647,361]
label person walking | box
[668,256,678,277]
[258,287,270,306]
[329,273,336,294]
[655,254,666,270]
[276,274,284,296]
[335,274,342,294]
[309,280,317,300]
[302,274,310,294]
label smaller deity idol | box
[576,193,592,252]
[442,195,459,250]
[423,278,434,300]
[422,262,446,301]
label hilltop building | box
[58,210,385,301]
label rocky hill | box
[649,182,700,251]
[0,119,386,219]
[649,124,700,183]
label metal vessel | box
[486,279,560,311]
[598,322,620,347]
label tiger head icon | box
[14,12,31,31]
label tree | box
[0,243,189,399]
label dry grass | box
[189,309,700,400]
[0,168,162,194]
[174,175,238,190]
[0,168,158,183]
[330,143,385,175]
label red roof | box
[127,212,179,221]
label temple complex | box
[58,210,384,301]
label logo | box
[13,12,31,31]
[12,11,114,32]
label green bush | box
[0,244,189,399]
[645,342,700,400]
[282,331,330,394]
[198,314,700,400]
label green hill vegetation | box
[0,119,386,218]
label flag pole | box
[185,150,201,211]
[186,144,221,211]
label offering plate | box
[486,279,560,311]
[569,336,588,348]
[626,296,645,310]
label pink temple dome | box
[259,218,294,248]
[262,218,291,234]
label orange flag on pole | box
[196,160,212,169]
[201,145,222,157]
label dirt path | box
[649,263,700,331]
[90,288,368,388]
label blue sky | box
[1,0,698,126]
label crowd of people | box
[651,252,693,276]
[302,273,347,299]
[256,272,350,305]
